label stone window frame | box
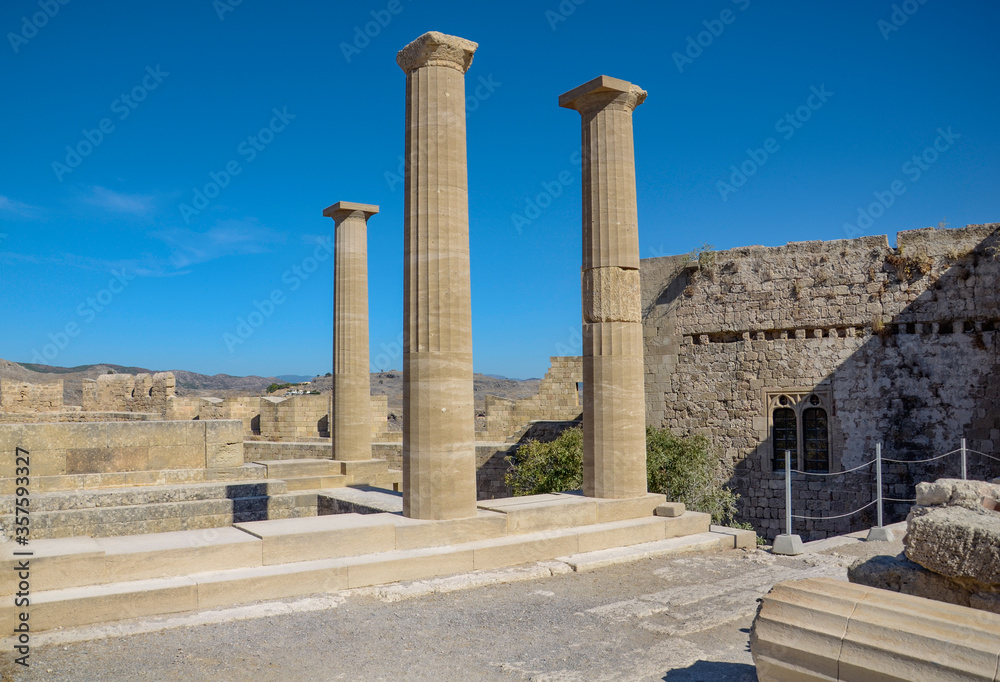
[761,388,834,474]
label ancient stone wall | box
[82,372,175,414]
[0,419,243,487]
[642,224,1000,540]
[258,395,330,441]
[0,379,63,413]
[480,356,583,442]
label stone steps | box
[252,457,401,493]
[2,510,738,631]
[0,480,311,539]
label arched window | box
[766,390,832,473]
[772,408,797,470]
[803,407,829,473]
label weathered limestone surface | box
[641,223,1000,539]
[0,379,63,413]
[398,31,479,520]
[751,577,1000,681]
[82,372,175,414]
[325,201,379,462]
[561,75,648,500]
[0,420,244,480]
[259,395,330,441]
[849,478,1000,614]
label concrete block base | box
[772,534,804,555]
[865,525,896,542]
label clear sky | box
[1,0,998,379]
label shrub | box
[505,427,582,496]
[505,425,740,524]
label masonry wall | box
[258,395,330,441]
[0,420,244,484]
[480,356,583,442]
[641,224,1000,540]
[0,379,63,413]
[82,372,176,414]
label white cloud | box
[152,218,286,269]
[84,186,156,215]
[0,196,42,219]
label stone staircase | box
[253,458,402,492]
[0,480,314,539]
[0,493,755,632]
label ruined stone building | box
[641,223,1000,539]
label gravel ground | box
[0,541,882,682]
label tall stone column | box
[560,76,648,499]
[397,31,479,520]
[323,201,379,462]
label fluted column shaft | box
[397,31,479,520]
[324,201,379,462]
[560,76,648,499]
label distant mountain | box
[274,375,315,384]
[0,360,543,411]
[2,359,283,404]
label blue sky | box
[1,0,997,379]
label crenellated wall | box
[82,372,176,413]
[641,223,1000,540]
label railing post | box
[785,449,792,536]
[773,448,803,555]
[876,443,884,528]
[867,442,894,542]
[961,438,967,480]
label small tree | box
[505,425,740,524]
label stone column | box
[323,201,379,462]
[560,76,648,499]
[397,31,479,520]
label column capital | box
[397,31,478,75]
[559,75,647,115]
[323,201,380,224]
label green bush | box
[505,427,582,496]
[504,425,740,525]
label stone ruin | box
[641,222,1000,539]
[0,31,747,639]
[849,477,1000,614]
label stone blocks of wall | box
[0,420,243,479]
[82,373,176,415]
[482,357,583,442]
[641,223,1000,540]
[259,395,330,441]
[0,379,63,413]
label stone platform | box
[0,492,751,632]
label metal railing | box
[777,439,1000,550]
